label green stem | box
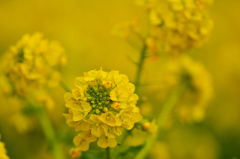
[60,80,71,92]
[135,83,186,159]
[106,147,111,159]
[134,43,147,95]
[36,106,64,159]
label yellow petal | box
[80,120,90,131]
[72,111,85,121]
[81,101,92,112]
[72,87,84,100]
[108,138,117,148]
[99,112,116,126]
[97,136,108,148]
[90,125,102,137]
[75,77,87,88]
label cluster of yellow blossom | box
[64,69,142,151]
[161,55,213,122]
[136,0,213,55]
[0,135,10,159]
[0,33,67,109]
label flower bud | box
[92,86,98,93]
[95,109,100,114]
[143,122,151,130]
[103,107,108,112]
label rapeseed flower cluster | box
[0,33,67,109]
[176,55,213,122]
[64,69,142,150]
[160,55,212,122]
[137,0,213,56]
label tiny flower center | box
[86,83,113,115]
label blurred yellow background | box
[0,0,240,159]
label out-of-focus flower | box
[64,68,142,151]
[0,135,10,159]
[69,147,82,159]
[157,55,213,122]
[0,75,12,95]
[0,32,67,109]
[137,0,213,56]
[175,55,213,122]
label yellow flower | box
[0,136,10,159]
[0,32,67,109]
[97,136,117,148]
[137,0,213,56]
[154,55,213,122]
[73,130,97,151]
[64,69,142,150]
[175,55,213,122]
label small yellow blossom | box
[64,68,142,150]
[0,135,10,159]
[97,136,117,148]
[0,32,67,109]
[73,130,97,151]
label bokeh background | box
[0,0,240,158]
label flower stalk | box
[135,83,186,159]
[60,80,71,92]
[106,147,111,159]
[134,43,147,95]
[36,106,64,159]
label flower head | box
[137,0,213,56]
[0,33,67,108]
[175,55,213,122]
[64,68,142,150]
[154,55,213,122]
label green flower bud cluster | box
[86,84,112,115]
